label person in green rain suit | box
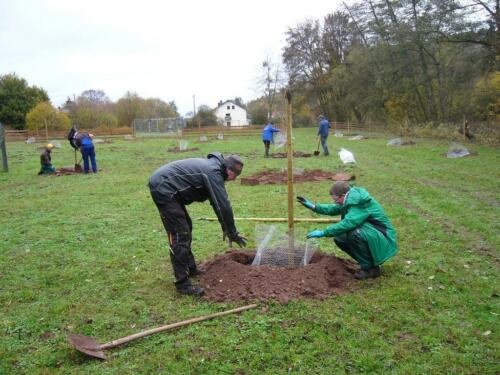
[297,181,398,279]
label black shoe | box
[354,266,381,280]
[177,284,205,296]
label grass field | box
[1,129,498,374]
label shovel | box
[74,149,82,169]
[67,303,257,360]
[313,137,321,156]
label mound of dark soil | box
[240,169,354,185]
[198,250,358,303]
[167,147,200,153]
[57,166,83,175]
[271,151,312,158]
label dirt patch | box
[198,250,358,303]
[271,151,312,158]
[241,169,354,185]
[167,147,200,153]
[54,166,83,175]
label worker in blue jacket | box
[70,131,98,173]
[317,115,331,156]
[262,122,280,157]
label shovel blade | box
[67,334,107,360]
[313,151,320,156]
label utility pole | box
[192,95,196,129]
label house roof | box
[215,100,246,111]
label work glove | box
[306,230,325,239]
[230,232,248,248]
[296,196,315,210]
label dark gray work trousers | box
[150,190,197,287]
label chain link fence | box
[132,117,186,137]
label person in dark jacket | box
[148,152,247,296]
[297,181,398,279]
[317,115,331,156]
[69,131,97,173]
[38,143,56,175]
[262,122,280,157]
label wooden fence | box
[5,122,369,141]
[5,127,133,141]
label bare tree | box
[257,56,285,121]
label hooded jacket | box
[148,152,238,238]
[74,132,93,148]
[313,187,398,265]
[317,119,330,137]
[262,124,280,141]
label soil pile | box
[241,169,354,185]
[198,250,357,303]
[57,166,83,175]
[167,147,200,153]
[271,151,312,158]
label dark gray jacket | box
[148,153,238,238]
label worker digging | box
[148,152,248,296]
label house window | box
[232,105,235,109]
[227,106,230,110]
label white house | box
[214,101,249,127]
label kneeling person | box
[38,144,56,175]
[297,182,398,279]
[148,153,247,296]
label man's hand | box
[231,233,248,248]
[306,230,325,239]
[296,196,315,210]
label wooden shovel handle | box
[100,304,258,349]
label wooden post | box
[0,123,8,172]
[463,116,467,142]
[347,119,350,134]
[285,91,294,252]
[44,120,49,142]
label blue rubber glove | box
[296,196,315,210]
[307,230,325,239]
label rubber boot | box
[354,266,381,280]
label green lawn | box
[1,130,498,374]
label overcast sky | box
[1,0,343,115]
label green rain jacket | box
[313,187,398,266]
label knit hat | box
[46,143,54,149]
[330,181,350,197]
[225,154,244,175]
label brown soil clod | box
[240,169,354,185]
[198,250,358,303]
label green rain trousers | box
[313,187,398,269]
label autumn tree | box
[0,74,49,129]
[26,102,70,138]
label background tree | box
[187,105,218,127]
[26,102,70,137]
[281,1,496,127]
[257,56,285,121]
[0,74,49,129]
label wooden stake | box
[463,115,467,142]
[198,217,340,223]
[285,90,294,252]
